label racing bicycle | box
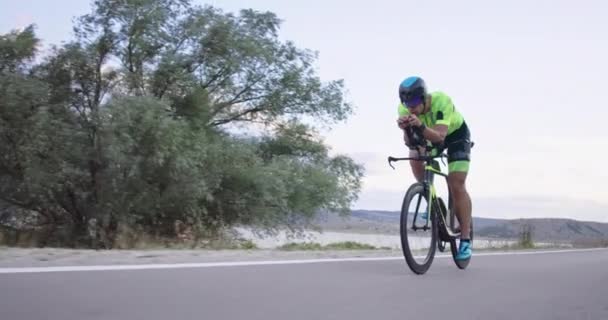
[388,140,474,275]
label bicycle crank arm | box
[445,227,461,238]
[437,212,462,239]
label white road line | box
[0,248,605,274]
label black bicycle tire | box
[436,197,449,252]
[450,207,474,269]
[436,197,450,242]
[448,195,475,243]
[400,182,438,275]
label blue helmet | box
[399,76,427,107]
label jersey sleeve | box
[398,103,410,117]
[435,94,454,126]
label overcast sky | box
[2,0,607,222]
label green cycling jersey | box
[397,91,465,136]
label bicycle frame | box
[388,154,460,238]
[390,137,475,273]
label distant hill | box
[315,210,608,244]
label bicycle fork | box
[411,161,440,231]
[411,183,434,232]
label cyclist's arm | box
[404,126,427,151]
[421,96,453,143]
[422,124,448,143]
[402,126,416,149]
[398,104,417,148]
[403,129,412,147]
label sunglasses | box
[403,96,424,108]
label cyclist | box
[396,76,473,260]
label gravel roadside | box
[0,247,402,268]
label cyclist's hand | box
[397,116,409,130]
[406,115,422,128]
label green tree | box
[0,0,364,248]
[0,26,56,230]
[73,0,351,127]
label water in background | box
[234,227,565,250]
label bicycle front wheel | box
[400,182,438,275]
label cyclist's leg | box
[448,170,472,239]
[409,148,425,182]
[446,124,473,240]
[449,167,472,260]
[447,151,472,261]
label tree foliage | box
[0,0,363,248]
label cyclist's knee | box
[448,173,467,194]
[409,151,424,180]
[409,160,423,170]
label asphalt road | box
[1,249,607,320]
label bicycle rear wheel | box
[436,197,449,252]
[400,182,438,275]
[449,211,474,270]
